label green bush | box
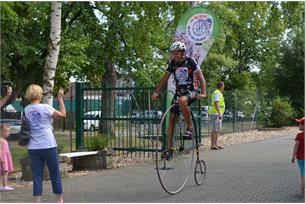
[88,135,109,151]
[259,96,295,128]
[270,97,295,127]
[258,106,273,128]
[57,144,64,154]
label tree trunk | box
[100,60,116,136]
[42,2,62,105]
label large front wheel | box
[155,104,196,194]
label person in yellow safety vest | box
[208,81,225,150]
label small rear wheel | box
[194,160,206,186]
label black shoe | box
[161,147,175,160]
[183,128,194,140]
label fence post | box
[75,82,84,150]
[69,84,73,152]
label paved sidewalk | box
[0,135,304,203]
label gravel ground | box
[7,126,299,190]
[200,126,299,151]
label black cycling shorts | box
[170,90,198,113]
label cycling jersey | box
[166,57,200,94]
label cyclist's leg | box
[161,107,178,159]
[167,112,176,149]
[178,96,193,129]
[179,91,198,139]
[178,90,198,129]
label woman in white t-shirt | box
[24,84,66,203]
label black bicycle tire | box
[155,104,195,194]
[194,160,207,185]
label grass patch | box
[9,130,76,171]
[10,143,28,171]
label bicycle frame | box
[172,100,201,162]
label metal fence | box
[187,89,258,139]
[75,83,165,156]
[74,83,259,156]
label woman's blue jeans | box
[28,147,63,196]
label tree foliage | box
[1,1,304,117]
[274,27,304,117]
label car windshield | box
[202,106,208,112]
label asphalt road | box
[1,135,303,203]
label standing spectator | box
[0,124,14,192]
[208,82,225,150]
[0,86,12,108]
[292,117,304,197]
[24,84,66,203]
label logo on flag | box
[186,14,213,43]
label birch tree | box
[42,2,61,105]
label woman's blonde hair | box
[25,84,43,102]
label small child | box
[0,124,14,192]
[292,117,304,196]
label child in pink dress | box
[0,124,14,191]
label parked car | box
[223,110,233,120]
[237,111,245,119]
[83,111,102,131]
[130,111,141,124]
[140,110,162,119]
[201,106,209,120]
[131,110,162,124]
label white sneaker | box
[2,186,14,191]
[0,187,4,192]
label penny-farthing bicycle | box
[155,95,207,195]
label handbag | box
[18,109,31,146]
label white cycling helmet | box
[170,41,186,52]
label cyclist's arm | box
[195,70,206,96]
[154,72,171,95]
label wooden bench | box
[59,151,98,158]
[59,150,113,170]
